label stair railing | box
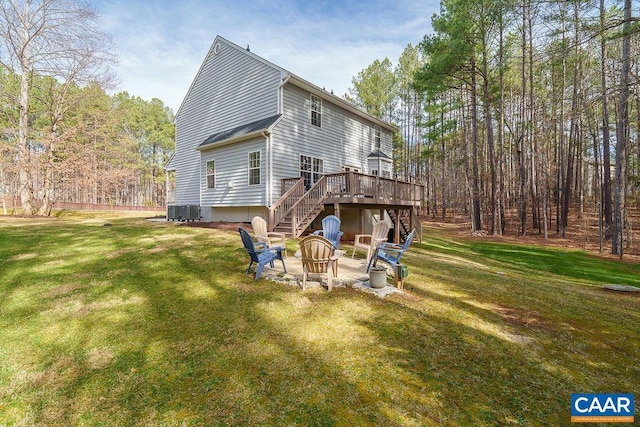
[287,176,327,237]
[269,178,305,231]
[386,208,423,244]
[412,209,423,243]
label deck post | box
[348,172,355,195]
[334,203,341,219]
[269,208,275,231]
[394,209,400,243]
[291,210,297,237]
[410,207,415,234]
[394,177,398,202]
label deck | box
[274,172,424,241]
[283,172,424,208]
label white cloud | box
[92,0,438,112]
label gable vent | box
[212,42,221,55]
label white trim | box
[197,129,268,151]
[267,133,273,206]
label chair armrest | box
[312,230,323,236]
[372,237,387,246]
[376,243,403,256]
[254,241,269,250]
[354,234,372,245]
[270,246,285,255]
[267,232,286,240]
[379,242,402,250]
[337,231,344,238]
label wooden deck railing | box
[323,172,423,206]
[269,178,305,231]
[269,172,424,237]
[288,177,327,236]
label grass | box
[0,214,639,426]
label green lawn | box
[0,215,638,426]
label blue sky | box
[93,0,439,112]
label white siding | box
[173,37,281,205]
[200,137,267,207]
[269,84,393,199]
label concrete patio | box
[257,250,402,297]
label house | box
[167,35,423,242]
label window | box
[342,166,361,173]
[374,125,381,149]
[300,155,323,188]
[313,157,323,182]
[248,151,261,185]
[310,94,322,127]
[206,160,215,189]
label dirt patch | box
[492,305,550,331]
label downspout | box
[278,74,290,114]
[270,73,290,207]
[263,130,272,206]
[165,170,169,208]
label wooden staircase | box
[269,177,328,238]
[386,208,422,243]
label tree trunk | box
[612,0,631,256]
[560,3,581,238]
[17,11,36,215]
[497,10,505,235]
[482,35,497,235]
[600,0,613,236]
[519,1,528,236]
[470,50,482,233]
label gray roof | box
[367,149,392,160]
[199,114,282,147]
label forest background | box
[0,0,638,256]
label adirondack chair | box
[299,235,339,291]
[251,216,287,256]
[366,228,416,273]
[352,219,390,260]
[239,228,286,280]
[312,215,344,249]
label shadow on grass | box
[1,218,639,426]
[420,234,640,287]
[0,219,423,425]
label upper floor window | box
[374,125,381,149]
[248,151,261,185]
[310,95,322,127]
[206,160,215,189]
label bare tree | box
[612,0,632,257]
[0,0,115,215]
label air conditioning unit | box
[167,205,201,222]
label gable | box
[174,36,283,133]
